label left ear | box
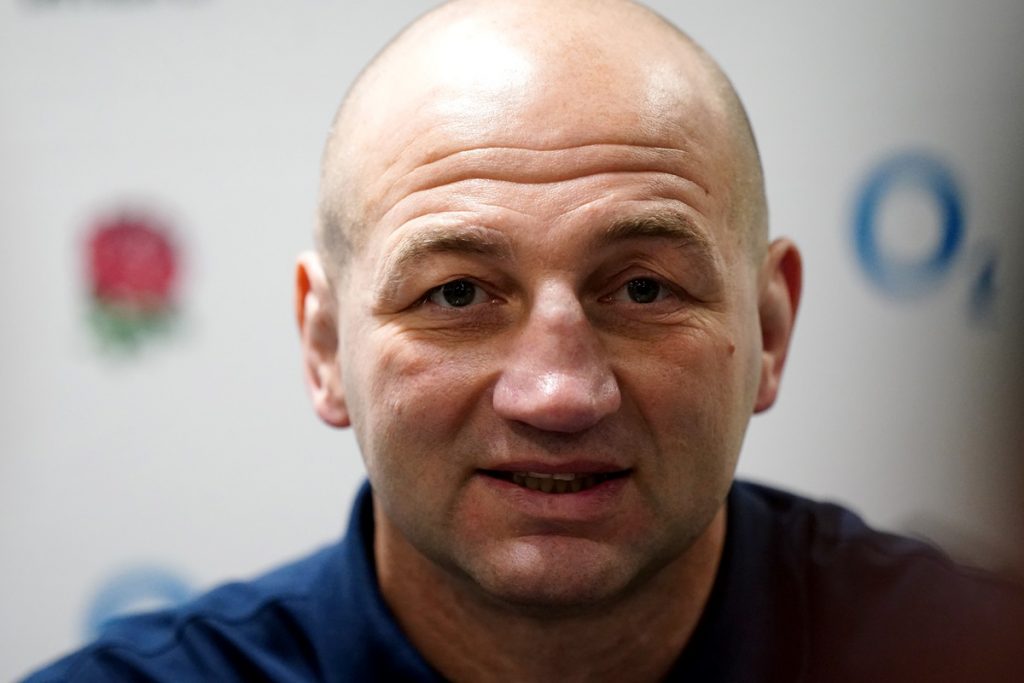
[754,238,802,413]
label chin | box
[461,536,651,616]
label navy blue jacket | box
[24,481,1023,681]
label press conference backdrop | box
[2,0,1022,678]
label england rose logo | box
[86,211,181,351]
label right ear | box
[295,252,350,428]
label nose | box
[492,285,621,433]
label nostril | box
[492,371,621,432]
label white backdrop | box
[3,1,1022,679]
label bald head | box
[316,0,766,280]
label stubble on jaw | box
[373,491,727,682]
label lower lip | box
[474,471,631,521]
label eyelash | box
[417,274,682,312]
[610,277,671,304]
[420,278,492,309]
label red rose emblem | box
[89,214,178,309]
[85,211,182,352]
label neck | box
[373,501,726,683]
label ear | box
[754,238,802,413]
[295,251,350,427]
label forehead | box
[350,144,737,310]
[327,10,743,273]
[345,18,731,194]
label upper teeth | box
[512,472,605,494]
[526,472,577,480]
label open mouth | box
[481,470,630,494]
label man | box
[25,0,1021,681]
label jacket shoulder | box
[22,545,339,683]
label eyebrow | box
[598,211,725,290]
[374,226,513,301]
[599,210,715,257]
[373,211,719,303]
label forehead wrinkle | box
[373,225,513,302]
[371,143,713,223]
[408,142,702,178]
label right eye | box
[623,277,667,304]
[426,279,487,308]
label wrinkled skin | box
[297,0,800,679]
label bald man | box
[25,1,1022,681]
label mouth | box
[480,469,631,494]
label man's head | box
[297,0,800,612]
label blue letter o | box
[853,153,964,297]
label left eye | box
[622,278,667,304]
[426,279,486,308]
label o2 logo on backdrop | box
[84,566,193,638]
[852,151,996,320]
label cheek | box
[348,329,496,474]
[703,324,761,432]
[623,320,758,454]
